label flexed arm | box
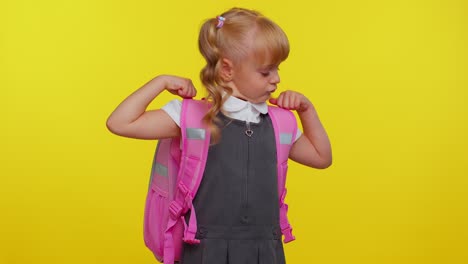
[270,91,332,169]
[106,75,197,139]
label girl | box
[107,7,332,264]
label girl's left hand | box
[269,90,313,113]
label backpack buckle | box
[169,201,183,219]
[178,183,194,207]
[168,183,194,220]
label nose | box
[270,69,280,84]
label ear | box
[220,58,234,82]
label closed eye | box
[259,66,280,77]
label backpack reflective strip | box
[155,163,168,177]
[186,128,206,140]
[280,133,293,145]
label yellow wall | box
[1,0,467,263]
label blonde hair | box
[198,7,290,143]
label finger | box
[179,88,193,98]
[275,93,284,108]
[283,92,291,109]
[189,88,197,98]
[188,87,197,98]
[177,88,186,97]
[269,97,278,105]
[178,85,191,98]
[278,92,288,109]
[187,80,197,98]
[293,94,302,110]
[189,83,198,97]
[289,92,298,109]
[177,80,193,98]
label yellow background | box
[1,0,467,263]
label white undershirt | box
[161,96,302,141]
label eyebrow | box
[259,64,279,70]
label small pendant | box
[245,122,253,137]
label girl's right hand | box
[107,74,196,139]
[162,75,197,98]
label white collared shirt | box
[162,96,302,141]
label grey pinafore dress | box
[180,113,286,264]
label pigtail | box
[198,17,230,144]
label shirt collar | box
[222,95,269,114]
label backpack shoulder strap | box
[163,99,211,264]
[179,99,211,242]
[268,105,297,243]
[179,99,211,194]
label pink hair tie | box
[216,16,225,28]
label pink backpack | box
[143,99,297,264]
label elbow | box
[316,149,333,169]
[318,159,333,169]
[106,118,116,134]
[313,156,333,169]
[106,117,123,135]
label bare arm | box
[106,75,197,139]
[270,91,332,169]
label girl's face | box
[229,55,281,104]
